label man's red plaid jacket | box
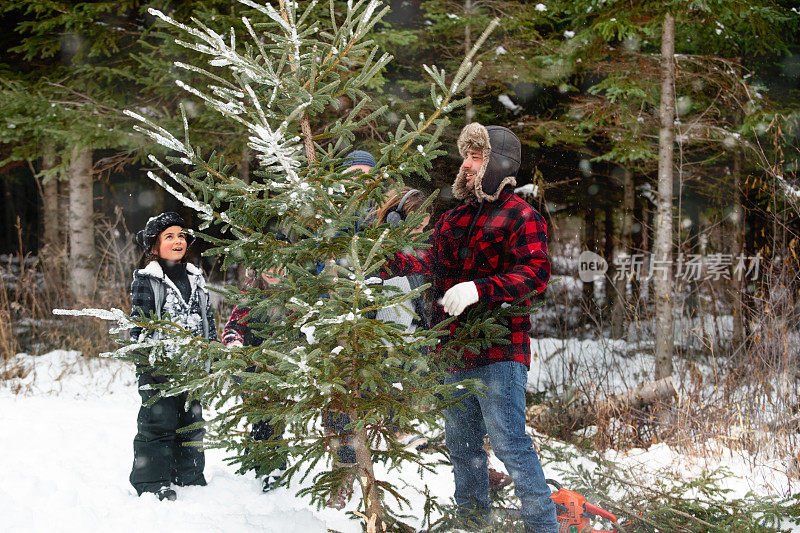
[385,187,550,370]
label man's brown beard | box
[465,173,476,190]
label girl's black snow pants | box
[129,372,206,495]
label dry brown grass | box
[1,208,137,383]
[0,277,20,363]
[526,256,800,480]
[1,240,33,382]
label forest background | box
[2,0,800,530]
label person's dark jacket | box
[130,260,217,377]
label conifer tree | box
[1,0,165,298]
[521,0,798,372]
[0,1,262,283]
[66,0,503,528]
[375,1,558,194]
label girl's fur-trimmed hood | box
[452,123,521,203]
[137,259,204,279]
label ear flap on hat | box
[476,126,521,200]
[452,123,491,201]
[481,155,518,196]
[134,230,148,251]
[385,189,419,227]
[386,209,403,227]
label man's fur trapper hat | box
[452,123,521,202]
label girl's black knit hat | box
[134,212,193,251]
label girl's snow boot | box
[156,487,177,501]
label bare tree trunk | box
[58,174,70,255]
[611,168,634,338]
[643,200,654,304]
[238,145,251,184]
[153,184,166,215]
[654,13,676,379]
[685,200,701,314]
[339,332,383,526]
[730,148,745,351]
[41,144,60,255]
[67,146,96,301]
[603,207,614,311]
[40,144,67,291]
[1,174,15,252]
[464,0,474,123]
[631,175,645,303]
[350,418,383,529]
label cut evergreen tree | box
[62,0,510,529]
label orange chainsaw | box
[548,479,630,533]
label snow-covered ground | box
[1,344,796,532]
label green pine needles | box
[113,0,499,528]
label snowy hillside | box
[1,345,795,532]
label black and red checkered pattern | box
[222,306,251,347]
[385,188,550,370]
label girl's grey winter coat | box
[129,260,217,351]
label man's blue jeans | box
[445,361,558,533]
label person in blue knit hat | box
[337,149,378,228]
[344,149,376,174]
[321,149,377,507]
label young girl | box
[222,264,289,492]
[129,211,217,501]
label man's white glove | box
[440,281,479,316]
